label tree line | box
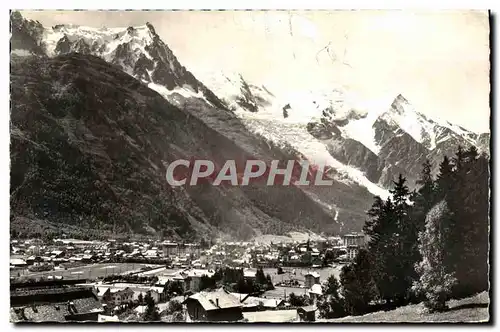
[319,145,489,318]
[199,267,274,294]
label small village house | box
[102,287,134,306]
[297,305,317,322]
[304,272,320,289]
[183,288,243,322]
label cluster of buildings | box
[10,232,368,322]
[10,233,367,276]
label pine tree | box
[393,175,421,304]
[340,249,377,315]
[415,159,436,211]
[363,175,420,306]
[143,292,161,321]
[413,200,456,312]
[436,155,453,199]
[255,267,267,287]
[364,196,396,304]
[266,274,274,290]
[454,148,489,295]
[467,152,489,293]
[318,275,346,318]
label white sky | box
[21,10,490,133]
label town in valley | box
[10,233,365,322]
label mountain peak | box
[10,12,227,109]
[145,22,157,36]
[390,94,411,115]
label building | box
[307,284,323,303]
[346,245,359,260]
[186,269,215,293]
[297,305,317,322]
[162,242,178,257]
[183,288,243,322]
[10,258,27,268]
[102,287,134,306]
[341,232,367,261]
[10,281,104,322]
[184,243,201,257]
[304,272,320,289]
[342,232,366,247]
[243,269,257,281]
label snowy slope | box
[44,24,152,72]
[200,70,487,195]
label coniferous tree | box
[340,249,377,315]
[467,151,490,293]
[391,174,418,304]
[143,293,161,321]
[363,196,396,304]
[318,275,346,318]
[255,267,267,286]
[452,147,489,295]
[415,159,436,211]
[436,155,453,200]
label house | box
[50,250,65,259]
[133,288,164,303]
[10,285,104,322]
[186,269,215,292]
[184,243,201,257]
[307,284,323,303]
[162,242,178,257]
[239,296,284,312]
[304,272,320,289]
[144,249,159,258]
[102,287,134,306]
[297,305,317,322]
[81,254,97,263]
[183,288,243,322]
[240,296,262,312]
[243,269,257,281]
[346,245,359,260]
[10,258,27,267]
[342,232,366,247]
[149,287,166,302]
[25,256,43,265]
[262,298,285,310]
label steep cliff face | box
[9,11,46,56]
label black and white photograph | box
[8,8,491,323]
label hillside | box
[320,292,490,323]
[10,53,343,240]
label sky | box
[21,10,490,133]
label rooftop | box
[184,288,242,311]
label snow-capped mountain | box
[10,11,489,239]
[197,71,275,113]
[10,12,227,111]
[198,70,489,191]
